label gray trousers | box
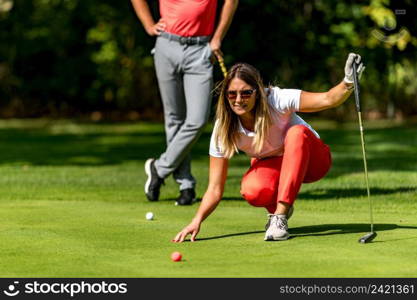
[153,35,213,190]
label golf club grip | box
[218,59,227,78]
[352,62,361,112]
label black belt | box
[159,32,210,45]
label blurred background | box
[0,0,416,122]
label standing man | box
[131,0,239,205]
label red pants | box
[240,125,331,213]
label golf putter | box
[218,57,227,78]
[353,60,377,244]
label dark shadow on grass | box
[291,223,395,236]
[162,197,203,204]
[225,126,417,176]
[299,187,417,200]
[163,186,415,203]
[219,197,245,201]
[0,127,213,166]
[163,197,243,203]
[195,231,264,241]
[192,223,417,242]
[0,122,415,173]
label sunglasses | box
[226,89,256,100]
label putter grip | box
[218,59,227,78]
[352,62,361,112]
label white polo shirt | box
[209,87,320,158]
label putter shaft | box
[357,111,374,233]
[353,61,375,241]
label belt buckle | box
[179,36,187,45]
[189,37,197,45]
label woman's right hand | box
[172,220,201,243]
[172,157,228,243]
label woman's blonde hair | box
[214,63,272,159]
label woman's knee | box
[241,180,276,207]
[241,157,281,207]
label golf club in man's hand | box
[217,56,228,78]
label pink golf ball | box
[171,251,182,262]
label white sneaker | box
[264,206,294,230]
[264,214,289,241]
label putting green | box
[0,119,416,277]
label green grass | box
[0,118,416,277]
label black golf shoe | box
[175,188,196,206]
[144,158,164,201]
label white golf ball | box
[145,212,154,220]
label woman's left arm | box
[299,53,365,113]
[299,81,353,112]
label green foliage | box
[0,0,416,119]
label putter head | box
[358,232,377,244]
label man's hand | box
[209,38,224,65]
[146,18,166,36]
[344,53,365,84]
[172,220,201,243]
